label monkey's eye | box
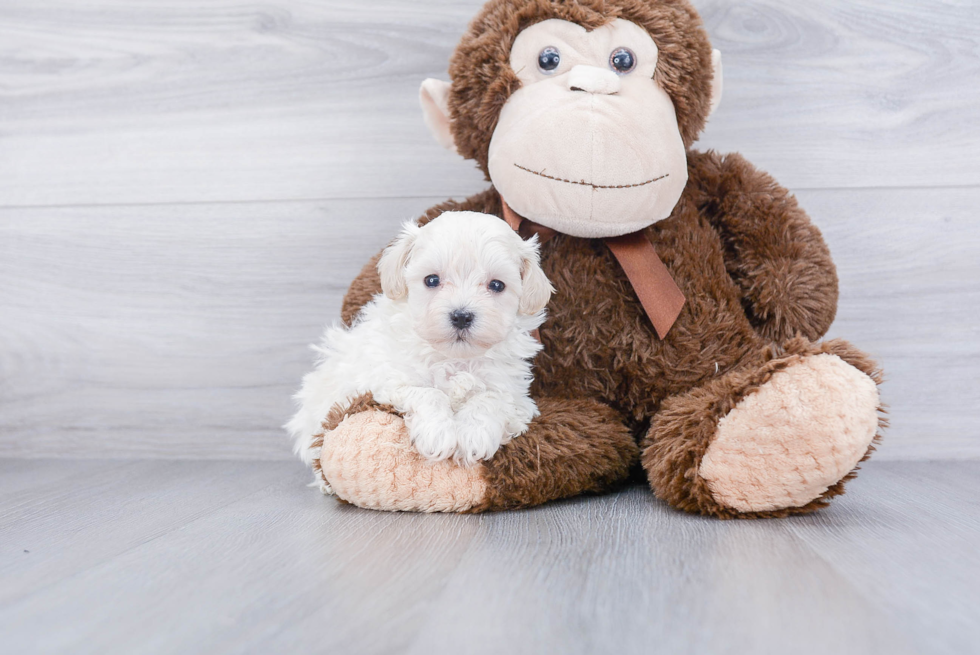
[537,46,561,73]
[609,47,636,74]
[424,275,440,288]
[488,280,505,293]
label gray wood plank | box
[0,196,444,460]
[1,0,978,208]
[787,460,980,655]
[0,459,130,498]
[696,0,980,190]
[0,461,483,655]
[2,459,978,654]
[813,187,980,459]
[1,188,977,460]
[0,460,295,606]
[402,490,915,655]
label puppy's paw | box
[453,412,507,466]
[405,412,459,462]
[503,407,535,439]
[392,386,458,461]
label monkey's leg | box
[312,396,637,513]
[641,338,884,519]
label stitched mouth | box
[514,164,668,190]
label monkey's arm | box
[691,151,839,342]
[339,189,502,325]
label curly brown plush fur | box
[475,397,639,511]
[329,0,881,517]
[338,150,874,515]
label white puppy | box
[287,211,553,471]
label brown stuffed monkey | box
[311,0,884,518]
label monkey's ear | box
[377,221,421,300]
[419,78,457,152]
[709,49,724,117]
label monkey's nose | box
[568,65,621,95]
[449,309,475,330]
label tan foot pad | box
[320,410,488,513]
[699,354,880,513]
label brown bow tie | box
[501,197,685,339]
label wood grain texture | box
[0,0,977,459]
[0,460,289,606]
[1,187,978,460]
[813,187,980,459]
[0,0,978,207]
[1,459,977,654]
[0,196,443,459]
[786,461,980,655]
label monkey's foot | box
[643,339,884,518]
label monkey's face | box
[487,19,689,238]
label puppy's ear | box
[377,221,420,300]
[518,235,554,315]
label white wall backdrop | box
[1,0,977,459]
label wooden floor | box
[1,459,977,655]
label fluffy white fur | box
[287,211,553,468]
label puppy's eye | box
[537,46,560,74]
[609,47,636,74]
[488,280,505,293]
[424,275,440,288]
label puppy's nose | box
[449,309,475,330]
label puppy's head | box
[378,211,553,357]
